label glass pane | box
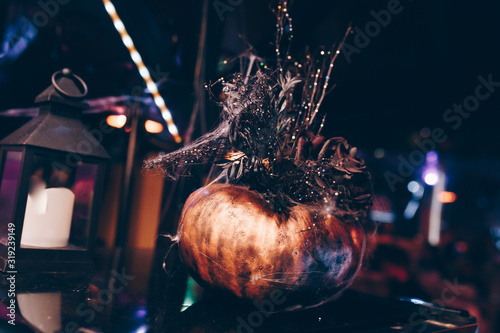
[0,151,23,245]
[70,163,98,249]
[20,154,98,250]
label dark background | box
[0,0,499,156]
[1,0,500,331]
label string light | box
[104,1,115,14]
[122,35,133,47]
[147,82,158,94]
[139,67,150,79]
[113,20,125,32]
[154,96,165,107]
[102,0,181,143]
[130,51,142,63]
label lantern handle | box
[51,68,88,99]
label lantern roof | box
[0,69,110,159]
[34,68,89,109]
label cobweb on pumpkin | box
[144,35,372,217]
[149,0,375,308]
[166,184,370,312]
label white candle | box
[18,292,62,332]
[21,186,75,248]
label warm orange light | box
[350,229,359,247]
[438,191,457,203]
[144,120,164,133]
[107,115,127,128]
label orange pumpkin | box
[178,183,371,310]
[144,62,374,311]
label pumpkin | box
[145,40,375,310]
[178,183,370,310]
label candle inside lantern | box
[21,184,75,248]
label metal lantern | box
[0,69,110,272]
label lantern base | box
[0,256,96,275]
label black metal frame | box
[0,145,107,273]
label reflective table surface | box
[0,241,478,333]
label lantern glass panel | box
[0,151,23,245]
[20,154,98,250]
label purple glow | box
[0,151,23,239]
[134,309,147,319]
[426,151,438,164]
